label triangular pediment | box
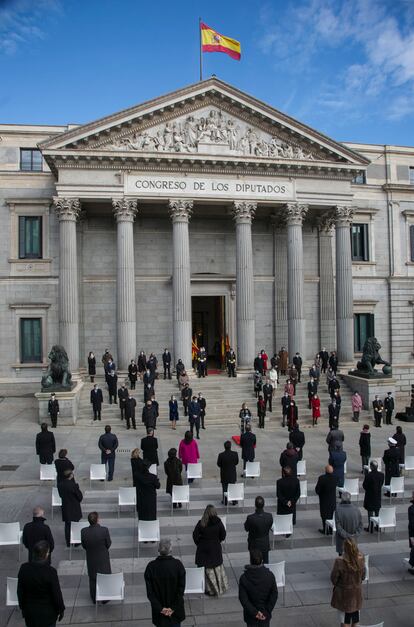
[39,78,369,168]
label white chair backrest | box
[404,455,414,470]
[185,567,205,594]
[118,487,136,506]
[245,461,260,477]
[300,480,307,498]
[344,478,359,494]
[273,514,293,534]
[138,520,160,542]
[172,485,190,503]
[90,464,106,480]
[379,507,396,526]
[390,476,404,492]
[6,577,18,606]
[228,483,244,500]
[148,464,158,476]
[40,464,57,481]
[52,487,62,506]
[344,460,347,474]
[70,521,88,544]
[187,463,202,479]
[96,572,125,601]
[0,523,20,544]
[265,561,285,587]
[364,554,369,581]
[297,460,306,475]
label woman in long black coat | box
[164,448,183,505]
[393,426,407,464]
[131,449,146,486]
[54,449,74,483]
[193,504,227,596]
[135,465,160,520]
[87,351,96,383]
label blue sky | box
[1,0,413,145]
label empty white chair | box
[6,577,18,606]
[272,514,293,549]
[370,506,396,542]
[185,566,205,612]
[299,480,307,504]
[244,461,260,480]
[403,456,414,475]
[0,523,22,559]
[363,554,370,598]
[148,464,158,476]
[297,460,306,477]
[95,572,125,617]
[187,462,202,482]
[51,487,62,520]
[172,485,190,514]
[69,521,89,559]
[383,476,404,501]
[118,487,136,517]
[90,463,106,488]
[40,464,57,482]
[265,561,286,605]
[325,517,336,546]
[226,483,245,512]
[339,478,359,501]
[137,520,160,556]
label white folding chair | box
[69,521,89,559]
[6,577,18,606]
[0,523,22,560]
[339,478,359,501]
[95,572,125,618]
[364,457,382,472]
[344,461,347,474]
[265,561,286,605]
[187,462,202,483]
[370,506,396,542]
[90,464,106,488]
[148,464,158,476]
[363,554,370,598]
[172,485,190,515]
[185,566,205,613]
[383,476,404,502]
[325,517,336,546]
[51,487,62,519]
[226,483,244,512]
[221,515,227,546]
[40,464,57,482]
[244,461,260,482]
[402,456,414,475]
[272,514,293,549]
[118,487,136,517]
[299,480,307,504]
[297,460,306,477]
[137,520,160,556]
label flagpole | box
[199,17,203,81]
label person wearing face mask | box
[88,351,96,383]
[169,394,179,430]
[281,391,290,428]
[128,359,138,389]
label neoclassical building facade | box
[1,78,414,394]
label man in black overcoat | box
[383,437,401,487]
[384,391,395,425]
[315,464,337,533]
[90,384,103,421]
[48,393,59,428]
[144,538,186,627]
[58,470,83,547]
[240,423,256,470]
[181,382,192,416]
[276,466,300,525]
[98,425,118,481]
[117,383,129,420]
[307,377,318,409]
[319,347,329,373]
[363,460,384,532]
[244,496,273,564]
[253,353,264,374]
[262,379,273,413]
[125,392,137,430]
[293,352,303,382]
[22,507,55,563]
[289,423,305,461]
[198,392,207,429]
[217,440,239,504]
[107,370,117,404]
[142,400,157,430]
[35,423,56,464]
[81,511,112,603]
[135,464,160,520]
[162,348,172,380]
[141,429,159,466]
[239,549,278,627]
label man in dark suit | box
[98,425,118,481]
[363,460,385,532]
[262,380,273,413]
[22,507,55,563]
[117,383,129,420]
[217,440,239,505]
[35,423,56,464]
[239,549,278,627]
[18,540,65,626]
[181,382,192,416]
[384,391,395,425]
[307,377,318,409]
[198,392,207,429]
[162,348,172,379]
[277,466,301,525]
[240,423,256,471]
[48,393,59,428]
[244,496,273,564]
[319,347,329,373]
[373,394,384,428]
[143,367,155,389]
[81,511,112,603]
[58,470,83,547]
[328,399,339,429]
[289,423,305,461]
[293,352,303,382]
[107,370,118,404]
[253,352,264,375]
[226,348,237,377]
[315,464,337,534]
[188,396,201,439]
[90,384,103,421]
[281,392,290,427]
[141,428,159,466]
[142,399,157,430]
[125,392,137,430]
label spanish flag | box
[200,22,241,60]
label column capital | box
[318,212,335,234]
[334,205,354,226]
[169,199,193,222]
[232,201,257,224]
[112,197,138,222]
[53,197,81,221]
[285,203,308,225]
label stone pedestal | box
[341,373,396,410]
[35,380,84,426]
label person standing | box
[334,492,363,556]
[217,440,239,505]
[311,393,321,426]
[326,423,345,453]
[125,392,137,430]
[244,496,273,564]
[58,470,83,547]
[254,370,263,398]
[319,347,329,373]
[175,358,185,381]
[181,382,192,417]
[226,348,237,377]
[22,507,54,563]
[363,460,384,533]
[101,349,113,374]
[257,393,266,429]
[162,348,172,379]
[90,384,103,421]
[276,466,300,525]
[239,549,278,627]
[81,511,112,604]
[330,538,365,626]
[393,425,407,464]
[384,391,395,425]
[188,395,201,439]
[284,378,294,398]
[144,539,186,627]
[288,364,299,394]
[240,402,252,434]
[54,449,74,483]
[117,383,128,421]
[262,380,273,413]
[141,429,159,466]
[334,390,342,420]
[164,448,183,508]
[372,395,383,428]
[178,431,200,483]
[268,366,278,392]
[137,350,147,380]
[35,423,56,465]
[307,377,318,409]
[329,443,347,489]
[279,442,299,476]
[193,505,228,596]
[289,423,305,460]
[105,357,116,380]
[107,370,117,404]
[128,359,138,389]
[17,540,65,627]
[278,346,288,376]
[169,394,179,430]
[135,463,161,521]
[142,399,157,430]
[329,351,338,375]
[260,349,269,376]
[240,423,256,471]
[315,465,337,534]
[48,393,59,428]
[88,351,96,383]
[287,399,298,432]
[254,352,264,375]
[352,391,363,423]
[328,399,339,429]
[383,437,400,488]
[197,346,207,377]
[198,392,207,430]
[359,425,371,473]
[281,391,290,428]
[131,448,146,486]
[98,425,118,482]
[328,376,340,399]
[293,352,302,382]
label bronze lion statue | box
[356,337,390,374]
[41,345,73,390]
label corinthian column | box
[334,205,354,365]
[286,203,308,358]
[53,197,81,371]
[271,215,288,352]
[112,198,138,370]
[169,199,193,369]
[318,214,336,350]
[232,201,256,369]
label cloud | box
[0,0,62,55]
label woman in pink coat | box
[351,391,363,422]
[178,431,200,483]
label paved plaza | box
[0,388,414,626]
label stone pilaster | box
[334,205,354,365]
[53,197,81,371]
[169,199,193,369]
[271,215,288,352]
[112,198,138,370]
[232,201,256,369]
[286,202,308,358]
[318,213,336,350]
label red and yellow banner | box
[201,22,241,60]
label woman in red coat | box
[311,394,321,426]
[260,349,269,376]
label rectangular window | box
[20,149,43,172]
[410,167,414,185]
[352,171,366,184]
[20,318,42,363]
[354,313,375,352]
[351,223,369,261]
[18,216,42,259]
